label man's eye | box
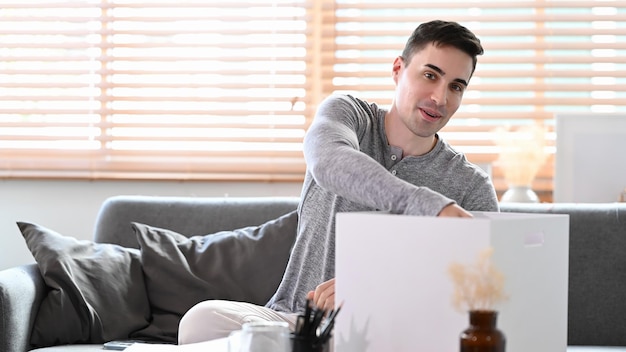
[424,72,435,80]
[451,84,464,92]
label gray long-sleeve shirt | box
[266,94,499,314]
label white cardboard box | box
[334,211,569,352]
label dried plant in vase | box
[449,247,508,352]
[494,124,548,203]
[448,246,507,312]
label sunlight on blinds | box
[0,2,102,152]
[329,1,626,196]
[0,0,311,180]
[1,0,626,194]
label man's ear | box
[392,56,404,82]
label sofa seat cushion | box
[30,345,106,352]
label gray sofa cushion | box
[130,210,298,342]
[17,222,151,348]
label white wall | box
[0,179,302,270]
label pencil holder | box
[290,334,329,352]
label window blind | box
[0,0,312,180]
[328,1,626,199]
[1,1,626,199]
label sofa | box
[0,195,624,352]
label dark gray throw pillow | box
[130,210,298,342]
[17,222,151,348]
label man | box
[178,19,499,344]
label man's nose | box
[430,83,447,106]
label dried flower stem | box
[448,247,508,312]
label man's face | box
[392,43,474,138]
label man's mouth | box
[420,108,442,121]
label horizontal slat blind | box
[0,0,311,180]
[2,1,626,196]
[329,1,626,198]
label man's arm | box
[304,95,453,216]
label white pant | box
[177,300,299,345]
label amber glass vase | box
[460,310,505,352]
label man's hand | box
[306,278,335,311]
[438,203,473,218]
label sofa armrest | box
[0,264,47,352]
